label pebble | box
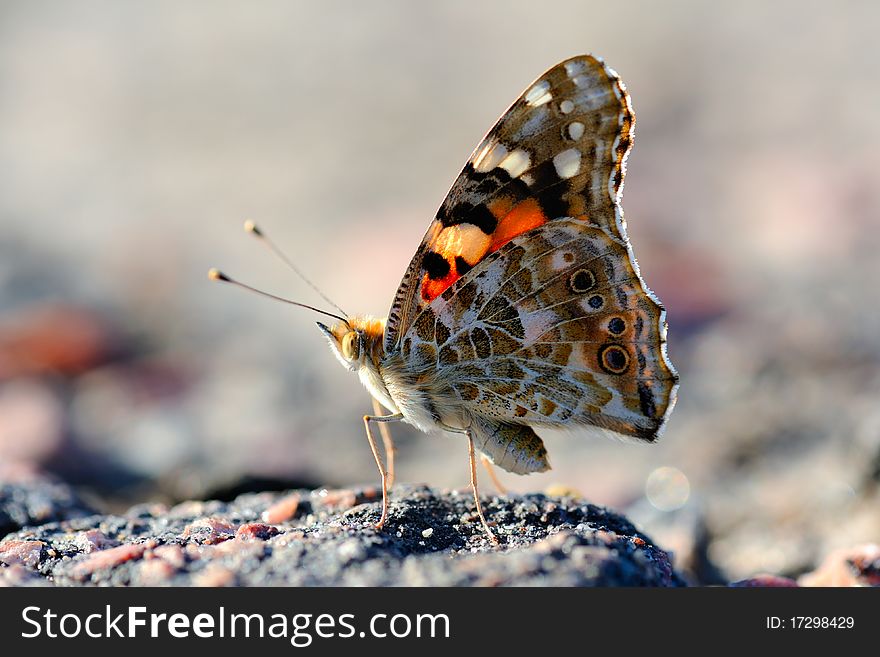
[0,539,45,568]
[261,492,301,524]
[182,517,236,545]
[67,540,157,580]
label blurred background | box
[1,0,878,583]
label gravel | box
[0,483,683,587]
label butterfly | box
[212,54,678,544]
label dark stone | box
[0,475,97,537]
[0,485,684,587]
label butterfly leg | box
[371,397,396,488]
[467,431,499,545]
[480,455,508,495]
[363,412,403,530]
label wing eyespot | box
[599,344,630,375]
[587,294,604,309]
[568,269,596,293]
[608,317,626,335]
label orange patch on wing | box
[419,199,548,302]
[421,270,458,302]
[487,196,516,220]
[489,198,548,252]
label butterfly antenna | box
[208,268,350,326]
[243,220,349,318]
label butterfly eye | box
[342,332,360,361]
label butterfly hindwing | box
[468,417,550,475]
[385,54,634,353]
[400,219,678,449]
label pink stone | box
[205,539,265,561]
[313,488,357,510]
[262,492,301,523]
[68,540,156,579]
[799,544,880,587]
[184,544,204,559]
[150,544,186,569]
[182,517,236,545]
[138,558,176,585]
[193,564,235,587]
[0,540,45,568]
[236,522,280,541]
[0,564,43,586]
[73,530,119,554]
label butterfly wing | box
[401,218,678,444]
[385,54,635,353]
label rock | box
[729,574,800,587]
[0,485,683,587]
[798,544,880,587]
[0,539,46,568]
[260,492,301,523]
[0,471,97,536]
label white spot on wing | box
[551,250,573,270]
[553,148,581,179]
[499,149,531,178]
[579,297,601,313]
[572,74,595,89]
[564,60,587,78]
[434,224,491,265]
[472,140,508,173]
[560,99,575,114]
[524,80,552,107]
[567,121,585,141]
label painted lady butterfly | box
[213,55,679,543]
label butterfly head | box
[317,316,386,373]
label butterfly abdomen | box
[378,349,470,435]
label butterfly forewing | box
[385,54,634,352]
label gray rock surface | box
[0,473,97,537]
[0,482,683,587]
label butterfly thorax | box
[318,315,468,434]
